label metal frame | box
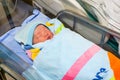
[57,10,120,39]
[0,64,25,80]
[1,0,15,29]
[57,10,120,58]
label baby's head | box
[33,19,64,44]
[15,18,64,46]
[33,24,53,44]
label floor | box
[0,64,25,80]
[0,0,33,80]
[0,0,33,36]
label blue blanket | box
[17,19,114,80]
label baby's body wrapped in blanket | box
[14,18,120,80]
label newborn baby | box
[15,19,64,60]
[33,24,53,44]
[24,24,54,60]
[15,18,120,79]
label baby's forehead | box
[34,24,53,36]
[34,24,48,33]
[36,24,46,29]
[36,24,50,30]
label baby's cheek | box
[33,36,39,44]
[48,32,53,39]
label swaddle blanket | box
[15,18,117,80]
[15,18,64,60]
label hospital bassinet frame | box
[0,10,120,80]
[57,10,120,58]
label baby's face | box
[33,24,53,44]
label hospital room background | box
[0,0,120,80]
